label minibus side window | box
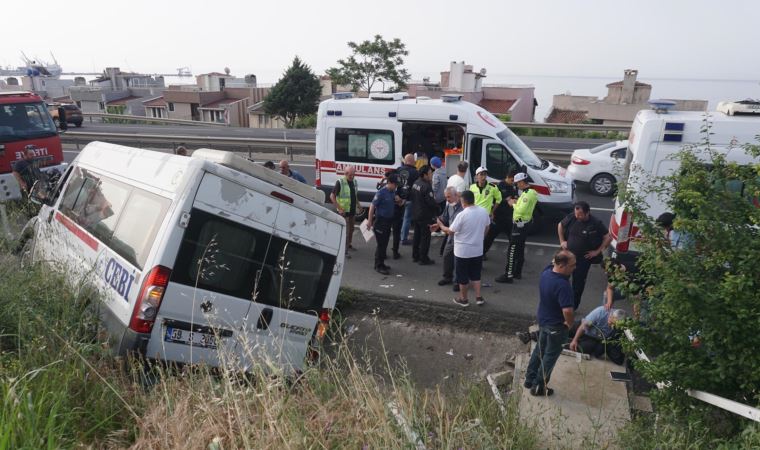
[109,190,170,268]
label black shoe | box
[380,264,392,271]
[476,297,485,306]
[419,259,435,266]
[453,284,460,292]
[393,251,401,260]
[438,278,453,286]
[495,274,513,284]
[530,386,554,397]
[523,380,533,389]
[516,331,531,345]
[453,297,469,307]
[375,266,390,275]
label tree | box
[264,56,322,128]
[326,35,410,94]
[617,120,760,433]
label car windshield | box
[0,101,57,143]
[589,141,618,154]
[496,128,543,170]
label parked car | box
[567,140,628,196]
[48,103,83,127]
[717,99,760,116]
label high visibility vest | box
[337,177,358,211]
[469,182,502,214]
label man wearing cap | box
[368,175,399,275]
[496,172,538,283]
[431,156,447,211]
[470,167,502,215]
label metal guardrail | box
[82,113,631,133]
[82,113,230,127]
[60,131,573,162]
[624,329,760,422]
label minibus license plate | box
[164,327,218,349]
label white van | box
[610,105,760,260]
[315,93,575,220]
[24,142,345,373]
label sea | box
[4,72,759,123]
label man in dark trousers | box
[434,187,462,289]
[396,154,419,245]
[411,166,438,265]
[557,201,611,309]
[524,249,576,397]
[496,173,537,283]
[368,175,399,275]
[377,170,405,260]
[484,170,518,257]
[57,106,68,131]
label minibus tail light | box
[129,266,171,334]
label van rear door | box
[145,173,282,369]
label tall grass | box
[0,252,538,449]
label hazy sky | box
[1,0,756,83]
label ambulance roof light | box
[332,92,354,100]
[441,94,463,103]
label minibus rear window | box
[172,208,336,313]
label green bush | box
[618,121,760,435]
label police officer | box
[411,166,438,265]
[469,167,502,215]
[377,170,405,259]
[368,175,399,275]
[496,173,537,283]
[484,170,519,256]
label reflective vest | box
[337,177,358,211]
[513,188,538,222]
[469,182,502,214]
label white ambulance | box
[25,142,345,373]
[610,102,760,261]
[315,93,575,220]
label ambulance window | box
[335,128,395,164]
[110,190,170,268]
[486,143,519,180]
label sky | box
[1,0,757,83]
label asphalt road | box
[72,121,611,152]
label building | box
[406,61,537,122]
[68,67,166,116]
[546,69,708,125]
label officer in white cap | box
[496,172,538,283]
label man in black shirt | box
[557,201,611,309]
[410,166,438,265]
[484,171,518,256]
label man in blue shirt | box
[569,306,627,365]
[524,250,576,397]
[368,175,399,275]
[279,160,307,183]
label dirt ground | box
[338,294,531,390]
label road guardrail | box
[61,131,574,162]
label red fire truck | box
[0,91,66,201]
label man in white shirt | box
[438,190,490,307]
[446,161,469,194]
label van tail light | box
[315,159,321,187]
[613,210,632,253]
[571,156,590,165]
[129,265,172,334]
[316,309,331,340]
[308,308,332,362]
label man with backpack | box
[557,201,612,309]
